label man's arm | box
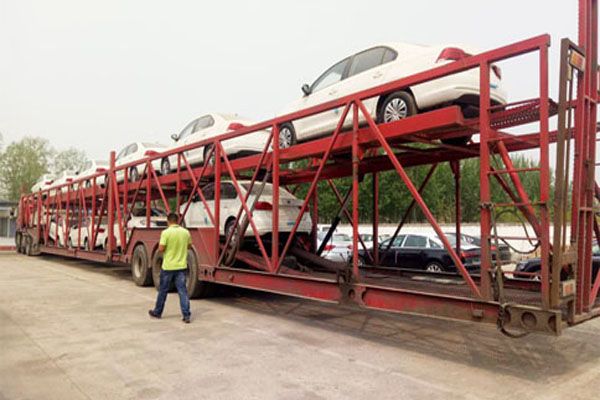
[159,244,166,252]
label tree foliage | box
[51,147,89,175]
[295,155,551,224]
[0,137,53,201]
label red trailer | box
[15,0,600,336]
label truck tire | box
[15,233,22,254]
[24,236,33,256]
[187,249,215,299]
[151,251,174,291]
[131,244,153,286]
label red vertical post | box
[91,177,97,251]
[351,102,360,280]
[479,62,493,300]
[372,172,379,265]
[214,141,221,262]
[146,161,151,228]
[452,161,461,256]
[272,125,280,270]
[311,159,319,252]
[539,43,551,309]
[107,151,115,259]
[176,154,181,211]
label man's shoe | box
[182,316,191,324]
[148,310,161,319]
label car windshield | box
[241,183,295,199]
[332,233,351,242]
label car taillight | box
[254,201,273,211]
[324,244,335,251]
[437,47,470,62]
[228,122,246,130]
[492,65,502,79]
[347,245,353,249]
[98,228,105,233]
[144,150,158,157]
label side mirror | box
[170,133,179,142]
[301,84,311,96]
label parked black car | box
[358,233,480,273]
[515,249,600,281]
[445,232,512,265]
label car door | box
[338,47,398,125]
[379,235,405,267]
[294,57,351,140]
[187,183,215,228]
[219,182,239,230]
[398,234,428,269]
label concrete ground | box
[0,253,599,400]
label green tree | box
[52,147,89,175]
[0,137,53,201]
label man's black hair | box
[167,212,179,224]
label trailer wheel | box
[15,233,22,253]
[151,252,176,291]
[24,236,33,256]
[377,91,417,123]
[131,244,152,286]
[279,123,296,149]
[222,218,240,267]
[186,249,214,298]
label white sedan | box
[278,42,507,147]
[182,180,312,237]
[49,170,78,193]
[159,113,270,175]
[97,208,168,250]
[78,160,109,188]
[31,174,55,193]
[318,232,353,262]
[115,142,168,182]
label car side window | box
[311,58,350,93]
[129,143,138,155]
[116,147,128,160]
[202,184,215,201]
[391,235,405,247]
[403,235,427,248]
[429,239,442,249]
[221,183,238,200]
[348,47,387,77]
[382,48,397,64]
[179,120,197,141]
[195,115,215,132]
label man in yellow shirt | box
[149,213,192,323]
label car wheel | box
[441,135,472,146]
[129,167,139,182]
[83,238,88,251]
[377,91,417,123]
[160,158,171,176]
[85,180,91,188]
[15,233,22,253]
[203,145,215,166]
[222,218,240,267]
[279,123,297,149]
[68,238,73,248]
[425,262,444,273]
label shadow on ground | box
[39,254,600,383]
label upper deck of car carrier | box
[14,0,600,337]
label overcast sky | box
[0,0,584,161]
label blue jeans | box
[153,269,190,318]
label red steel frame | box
[15,1,600,336]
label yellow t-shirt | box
[159,225,191,270]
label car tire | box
[83,238,88,251]
[160,158,171,176]
[425,261,444,273]
[68,238,73,248]
[24,236,32,256]
[203,145,215,166]
[279,123,297,149]
[129,167,139,182]
[131,244,153,286]
[441,135,472,146]
[377,91,417,123]
[222,218,240,267]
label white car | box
[48,217,73,247]
[359,233,391,249]
[318,232,353,262]
[278,43,507,147]
[115,142,168,182]
[160,113,270,175]
[97,208,168,250]
[50,170,78,193]
[31,174,55,193]
[78,160,109,188]
[67,217,105,249]
[182,180,312,237]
